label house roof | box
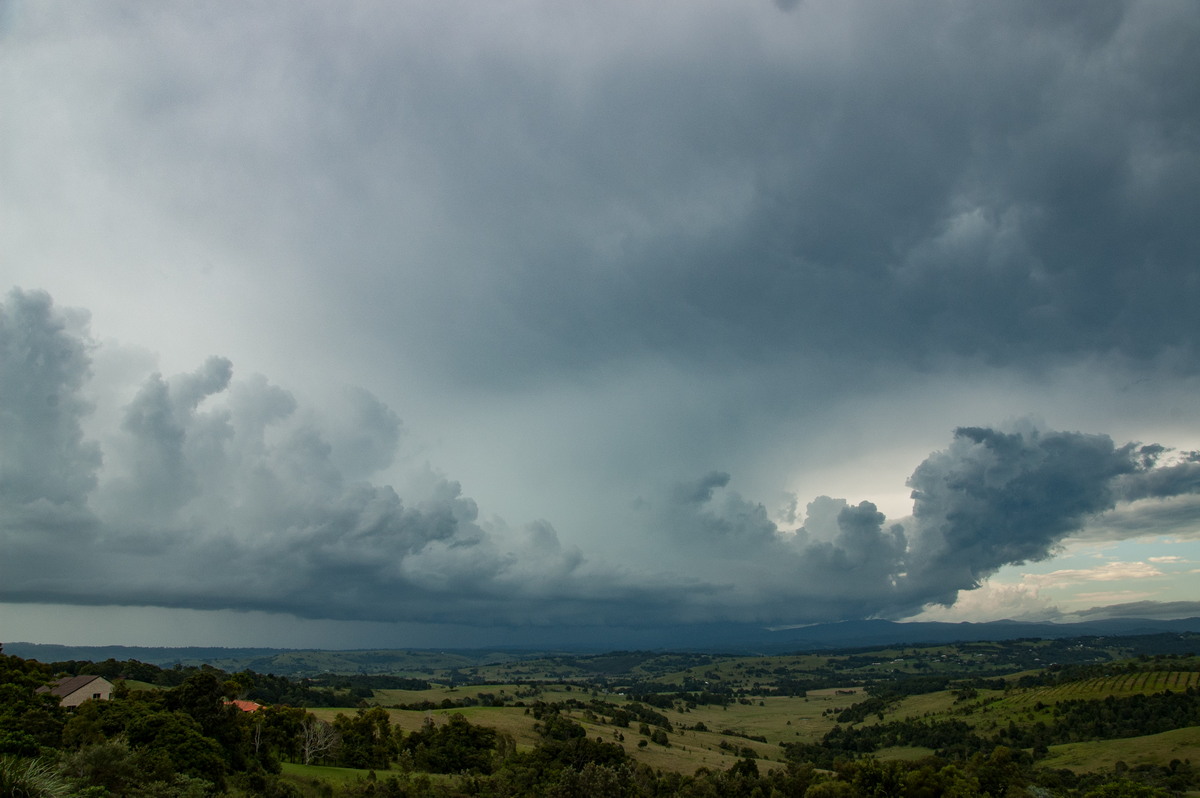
[226,700,263,712]
[37,674,107,698]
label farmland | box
[5,632,1200,795]
[285,634,1200,783]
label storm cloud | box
[2,1,1199,643]
[3,290,1199,631]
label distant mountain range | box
[6,616,1200,672]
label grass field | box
[1038,726,1200,773]
[280,762,379,785]
[309,667,1200,776]
[289,649,1200,782]
[279,762,456,798]
[311,681,869,773]
[369,683,593,707]
[887,689,964,721]
[120,679,163,691]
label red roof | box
[226,700,263,712]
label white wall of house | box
[60,676,115,707]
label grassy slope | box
[1039,727,1200,773]
[119,679,163,691]
[280,762,378,785]
[863,671,1200,772]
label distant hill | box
[6,616,1200,675]
[762,616,1200,651]
[0,643,524,674]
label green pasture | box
[279,762,453,797]
[369,682,595,707]
[866,672,1200,737]
[309,682,859,773]
[389,705,544,747]
[363,681,855,744]
[887,689,971,722]
[119,679,163,692]
[874,746,937,761]
[1038,726,1200,773]
[462,660,591,683]
[280,762,380,785]
[572,707,791,773]
[683,689,857,744]
[308,702,751,773]
[296,656,1200,777]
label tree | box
[547,762,638,798]
[300,716,340,765]
[59,739,141,795]
[125,710,226,789]
[966,746,1030,798]
[402,714,497,774]
[61,688,167,749]
[0,649,65,754]
[804,779,856,798]
[166,671,248,770]
[1082,781,1173,798]
[244,704,307,767]
[332,707,397,770]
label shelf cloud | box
[3,289,1199,633]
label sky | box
[2,0,1200,650]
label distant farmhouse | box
[38,674,114,707]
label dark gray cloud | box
[318,0,1196,386]
[1116,454,1200,502]
[904,426,1143,599]
[9,2,1195,393]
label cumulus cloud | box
[910,582,1061,624]
[902,426,1145,600]
[0,289,101,535]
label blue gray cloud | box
[3,289,1199,631]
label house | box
[226,699,263,712]
[37,674,115,708]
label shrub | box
[0,756,71,798]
